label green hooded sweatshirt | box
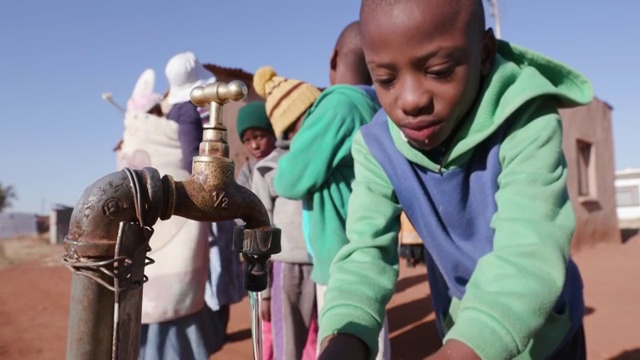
[319,41,593,359]
[274,84,381,285]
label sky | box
[0,0,638,214]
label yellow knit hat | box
[253,66,321,138]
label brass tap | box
[165,80,280,291]
[159,80,271,228]
[190,80,247,158]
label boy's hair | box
[361,0,486,34]
[331,21,371,85]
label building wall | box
[615,170,640,228]
[49,204,73,245]
[560,98,621,252]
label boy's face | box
[361,0,495,151]
[242,128,276,160]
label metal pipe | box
[63,168,164,360]
[249,292,263,360]
[66,272,114,360]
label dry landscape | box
[0,232,639,360]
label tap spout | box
[168,158,271,229]
[165,157,281,292]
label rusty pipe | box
[63,157,273,360]
[64,168,165,360]
[64,167,165,258]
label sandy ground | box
[0,234,638,360]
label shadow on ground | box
[395,273,427,293]
[621,228,639,243]
[585,306,595,316]
[388,274,440,360]
[610,348,640,360]
[226,328,251,343]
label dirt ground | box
[0,233,639,360]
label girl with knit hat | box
[252,64,391,359]
[247,95,319,358]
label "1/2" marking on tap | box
[212,191,229,208]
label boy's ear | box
[330,49,338,71]
[481,28,497,77]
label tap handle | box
[190,80,248,107]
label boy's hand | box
[318,334,368,360]
[427,340,480,360]
[261,299,271,322]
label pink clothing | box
[302,314,319,360]
[262,305,318,360]
[126,92,163,113]
[263,320,274,360]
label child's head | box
[237,101,276,160]
[253,66,321,139]
[360,0,496,151]
[330,21,371,86]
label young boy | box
[231,101,278,359]
[318,1,593,359]
[236,101,277,190]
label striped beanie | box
[253,66,321,138]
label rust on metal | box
[64,167,165,258]
[64,167,161,360]
[112,222,154,359]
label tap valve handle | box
[191,80,248,128]
[190,80,248,107]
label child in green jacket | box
[253,66,380,290]
[318,0,592,359]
